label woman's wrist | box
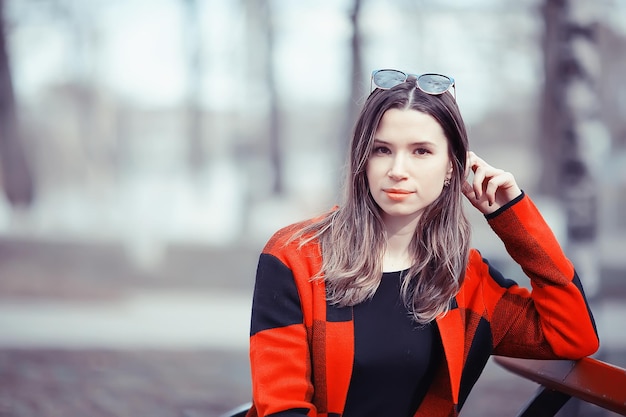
[484,190,525,220]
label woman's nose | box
[387,155,408,179]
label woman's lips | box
[384,189,413,201]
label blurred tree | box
[539,0,607,354]
[183,0,205,174]
[540,0,604,242]
[539,0,563,197]
[0,0,34,207]
[62,1,105,181]
[245,0,282,195]
[342,0,363,162]
[258,0,282,195]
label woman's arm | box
[248,242,315,417]
[481,195,598,358]
[463,152,599,359]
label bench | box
[493,356,626,416]
[218,356,626,416]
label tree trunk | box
[183,0,205,174]
[261,0,282,195]
[343,0,363,161]
[0,0,34,207]
[540,0,607,321]
[540,0,603,244]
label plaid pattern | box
[247,194,599,417]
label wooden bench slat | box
[494,356,626,415]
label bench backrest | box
[494,356,626,416]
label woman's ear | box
[446,160,454,179]
[444,162,453,187]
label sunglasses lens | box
[373,70,407,89]
[417,74,453,94]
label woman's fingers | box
[484,171,515,206]
[467,152,500,199]
[464,151,522,213]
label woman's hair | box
[297,79,471,324]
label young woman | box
[246,70,599,417]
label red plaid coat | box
[246,194,599,417]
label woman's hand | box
[462,151,522,214]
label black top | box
[342,270,443,417]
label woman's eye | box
[415,148,431,155]
[373,146,391,155]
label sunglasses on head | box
[370,69,456,98]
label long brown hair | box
[298,79,471,324]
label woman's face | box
[366,108,452,225]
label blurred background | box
[0,0,625,416]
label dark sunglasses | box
[370,69,456,98]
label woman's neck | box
[382,216,419,272]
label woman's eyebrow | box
[373,139,437,146]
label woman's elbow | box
[554,334,600,359]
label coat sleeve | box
[479,192,599,359]
[247,232,316,417]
